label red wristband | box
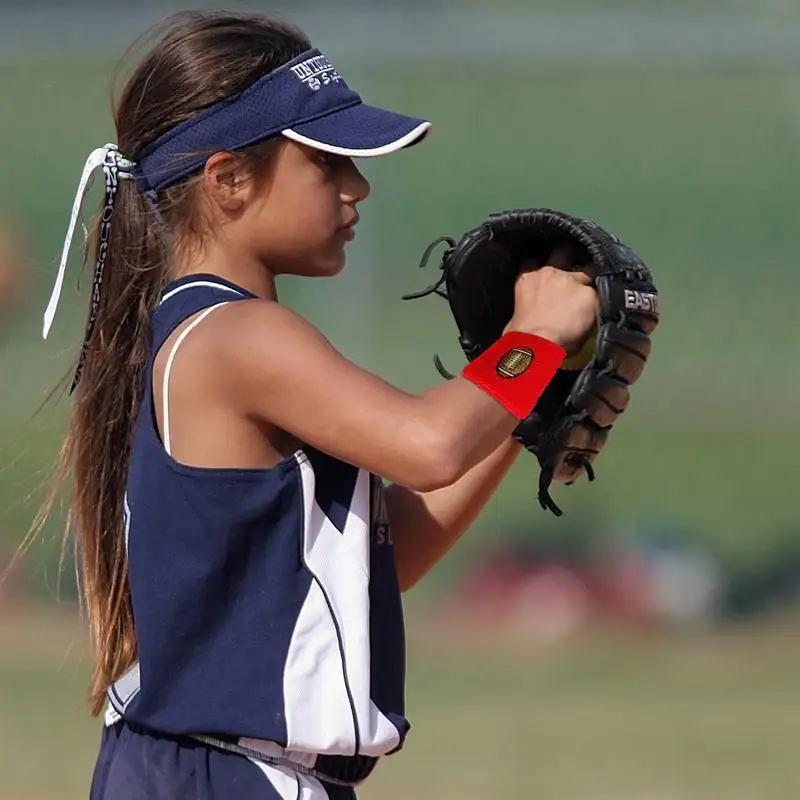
[462,332,566,419]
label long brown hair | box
[33,11,311,716]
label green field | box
[2,608,800,800]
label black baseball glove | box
[402,208,660,516]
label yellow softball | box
[561,325,597,371]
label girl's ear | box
[203,152,253,212]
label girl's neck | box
[171,241,278,301]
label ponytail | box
[34,148,170,716]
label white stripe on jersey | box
[159,281,244,305]
[284,454,401,756]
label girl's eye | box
[315,152,335,169]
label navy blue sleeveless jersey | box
[110,275,408,777]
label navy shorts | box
[90,721,358,800]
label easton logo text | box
[624,289,659,315]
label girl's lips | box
[337,214,359,240]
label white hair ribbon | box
[43,143,136,391]
[43,143,135,341]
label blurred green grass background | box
[1,5,799,798]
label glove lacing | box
[402,236,459,379]
[538,456,595,517]
[400,236,455,301]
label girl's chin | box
[311,250,347,278]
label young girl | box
[39,10,597,799]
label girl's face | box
[241,140,371,278]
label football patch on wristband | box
[496,347,534,378]
[463,332,566,419]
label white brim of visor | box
[281,122,432,158]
